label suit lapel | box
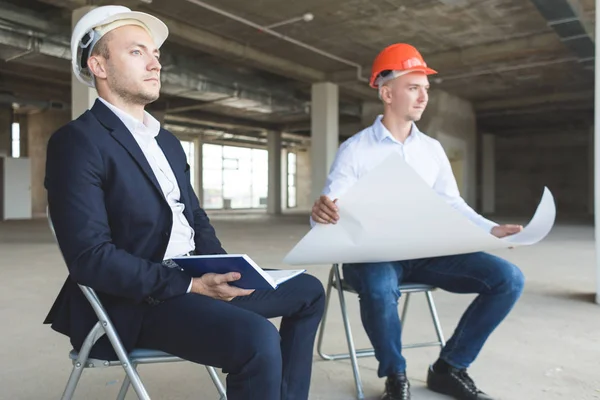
[90,100,163,197]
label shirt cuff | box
[186,278,193,293]
[478,218,499,234]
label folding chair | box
[316,263,446,399]
[47,211,227,399]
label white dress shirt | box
[320,115,498,233]
[98,98,195,290]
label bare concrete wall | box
[419,90,477,207]
[495,132,589,217]
[27,110,71,217]
[0,108,11,157]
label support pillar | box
[0,108,11,157]
[311,82,339,201]
[594,0,600,304]
[267,131,282,215]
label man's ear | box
[380,85,393,105]
[87,56,108,80]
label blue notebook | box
[172,254,306,290]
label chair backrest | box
[46,208,131,361]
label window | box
[287,152,297,208]
[180,140,196,192]
[11,123,20,158]
[203,144,268,210]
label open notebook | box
[172,254,305,290]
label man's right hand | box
[311,195,339,224]
[191,272,254,301]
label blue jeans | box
[343,252,524,377]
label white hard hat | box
[70,5,169,87]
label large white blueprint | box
[283,155,555,265]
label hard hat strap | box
[79,29,101,70]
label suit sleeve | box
[45,126,191,303]
[184,163,227,255]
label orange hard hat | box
[369,43,437,88]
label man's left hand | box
[491,224,523,238]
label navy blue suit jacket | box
[44,99,226,358]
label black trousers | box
[136,273,326,400]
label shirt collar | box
[373,115,420,144]
[98,97,161,138]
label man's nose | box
[148,56,161,71]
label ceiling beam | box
[484,124,590,136]
[474,90,594,111]
[565,0,595,41]
[529,0,594,63]
[328,33,564,83]
[164,112,279,133]
[35,0,375,99]
[477,102,593,118]
[34,0,86,8]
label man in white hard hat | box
[45,6,325,400]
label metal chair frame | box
[47,210,226,399]
[316,263,446,399]
[60,284,227,400]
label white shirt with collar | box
[98,98,196,261]
[320,115,497,233]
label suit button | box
[164,231,170,237]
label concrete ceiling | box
[0,0,596,138]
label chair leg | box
[333,264,365,400]
[116,364,135,400]
[425,291,446,347]
[206,366,227,400]
[400,293,411,330]
[60,362,86,400]
[99,320,150,400]
[61,322,107,400]
[316,266,336,360]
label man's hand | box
[190,272,254,301]
[311,195,339,224]
[491,224,523,238]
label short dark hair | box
[90,34,110,60]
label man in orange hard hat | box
[311,43,525,400]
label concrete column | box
[18,115,28,158]
[27,110,71,217]
[267,131,282,215]
[296,148,312,210]
[194,137,204,207]
[311,82,339,202]
[280,148,288,209]
[482,134,496,214]
[420,90,477,206]
[0,108,11,157]
[595,0,600,304]
[72,6,98,120]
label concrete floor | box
[1,213,600,400]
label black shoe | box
[381,372,410,400]
[427,365,494,400]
